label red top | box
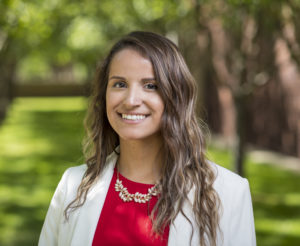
[92,168,170,246]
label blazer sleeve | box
[229,178,256,246]
[38,169,70,246]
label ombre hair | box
[65,31,221,246]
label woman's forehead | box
[108,49,154,78]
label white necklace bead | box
[114,171,158,203]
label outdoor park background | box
[1,0,300,245]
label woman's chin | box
[119,132,162,142]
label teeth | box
[122,114,146,120]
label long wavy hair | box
[65,31,221,246]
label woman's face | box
[106,48,164,142]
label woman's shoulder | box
[64,164,87,178]
[208,160,250,196]
[58,164,88,189]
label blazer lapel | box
[69,153,117,246]
[168,188,199,246]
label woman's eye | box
[113,81,126,88]
[145,83,158,90]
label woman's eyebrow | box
[109,76,125,80]
[141,78,156,82]
[109,76,156,82]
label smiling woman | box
[38,31,256,246]
[106,49,164,143]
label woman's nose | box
[123,86,142,107]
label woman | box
[39,31,256,246]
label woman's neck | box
[118,137,164,184]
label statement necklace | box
[114,170,158,203]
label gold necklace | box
[114,170,158,203]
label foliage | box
[0,0,186,83]
[0,97,300,245]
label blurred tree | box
[0,0,17,125]
[191,0,300,176]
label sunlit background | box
[1,0,300,245]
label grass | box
[0,97,86,245]
[0,97,300,246]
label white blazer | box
[39,151,256,246]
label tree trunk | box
[0,43,16,126]
[233,93,247,177]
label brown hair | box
[65,31,221,246]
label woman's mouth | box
[121,114,147,120]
